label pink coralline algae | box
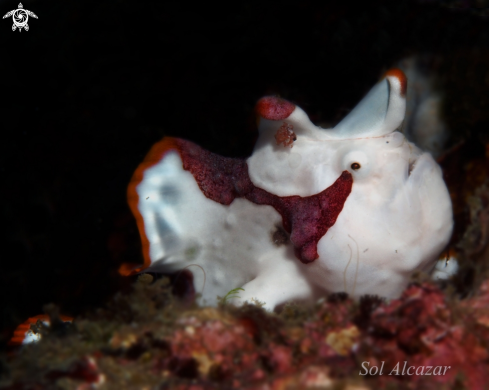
[358,283,489,389]
[4,277,489,389]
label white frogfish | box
[121,69,453,310]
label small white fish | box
[122,69,453,310]
[8,314,73,346]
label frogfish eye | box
[351,162,361,170]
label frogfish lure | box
[121,69,453,310]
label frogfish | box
[121,69,453,310]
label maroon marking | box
[255,96,296,121]
[275,122,296,148]
[176,139,353,264]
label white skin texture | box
[133,72,453,310]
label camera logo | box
[3,3,38,32]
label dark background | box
[1,0,489,349]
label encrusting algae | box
[2,268,489,389]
